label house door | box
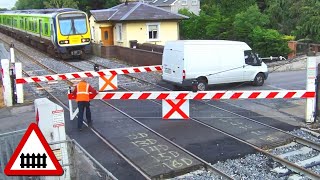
[100,27,113,46]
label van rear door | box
[162,48,184,84]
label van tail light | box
[182,70,186,80]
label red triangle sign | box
[4,123,64,176]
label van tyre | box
[197,80,208,91]
[253,73,264,86]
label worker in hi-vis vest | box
[72,79,98,131]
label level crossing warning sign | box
[4,123,63,176]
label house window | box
[181,0,187,5]
[147,23,160,41]
[192,0,197,5]
[116,23,123,42]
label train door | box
[100,27,113,46]
[39,19,42,38]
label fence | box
[288,41,320,59]
[0,130,117,180]
[91,43,162,66]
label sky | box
[0,0,17,9]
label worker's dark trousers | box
[77,101,91,129]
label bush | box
[250,27,291,57]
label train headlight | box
[59,40,69,44]
[81,38,90,43]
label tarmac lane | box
[104,99,256,164]
[55,97,145,180]
[61,97,204,179]
[190,100,297,148]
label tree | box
[201,0,256,16]
[233,5,269,43]
[294,0,320,42]
[77,0,119,14]
[178,9,211,39]
[105,0,121,8]
[44,0,78,8]
[15,0,44,9]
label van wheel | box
[253,73,264,86]
[197,80,208,91]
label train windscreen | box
[58,13,87,35]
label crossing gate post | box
[1,59,13,107]
[306,56,317,123]
[315,57,320,121]
[34,98,71,180]
[9,63,17,104]
[15,62,24,103]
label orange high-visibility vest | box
[76,81,90,102]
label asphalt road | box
[265,70,306,90]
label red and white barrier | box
[16,65,162,84]
[68,90,315,100]
[67,90,315,120]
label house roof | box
[148,0,177,7]
[90,1,188,22]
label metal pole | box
[9,67,17,104]
[10,43,15,63]
[306,56,317,123]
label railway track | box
[80,60,320,179]
[1,32,320,179]
[0,38,231,179]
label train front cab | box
[55,11,91,59]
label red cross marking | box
[100,75,117,91]
[163,99,189,119]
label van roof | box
[165,40,251,50]
[167,40,248,45]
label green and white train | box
[0,8,91,59]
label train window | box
[13,20,17,27]
[58,13,87,35]
[44,23,48,35]
[74,19,87,34]
[59,19,72,35]
[34,21,37,32]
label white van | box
[162,40,268,91]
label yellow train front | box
[0,8,91,60]
[54,10,91,59]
